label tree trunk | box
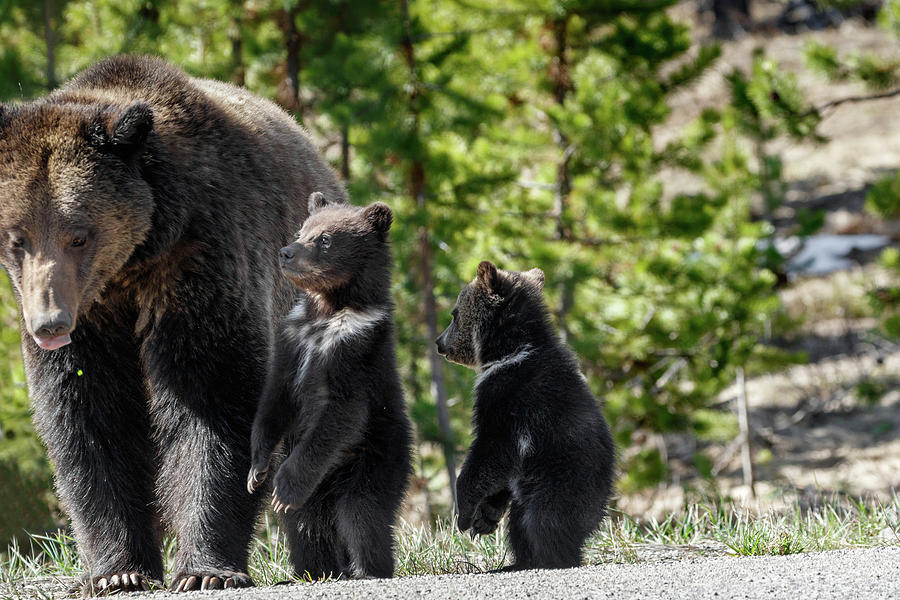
[229,0,245,87]
[277,4,303,113]
[43,0,56,90]
[408,354,434,522]
[401,0,458,513]
[340,124,350,181]
[547,16,574,343]
[712,0,751,40]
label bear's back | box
[52,56,346,205]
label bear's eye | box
[319,234,332,250]
[71,235,87,248]
[9,232,28,250]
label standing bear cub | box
[248,192,413,580]
[436,261,615,570]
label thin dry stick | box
[736,367,756,498]
[805,87,900,118]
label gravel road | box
[4,546,898,599]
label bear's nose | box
[279,246,295,262]
[33,311,73,338]
[435,337,446,356]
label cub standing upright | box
[248,193,413,580]
[436,261,615,570]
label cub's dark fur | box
[436,261,615,570]
[248,193,413,580]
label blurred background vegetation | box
[2,0,900,546]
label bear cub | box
[436,261,615,570]
[248,192,412,580]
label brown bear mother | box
[0,56,346,594]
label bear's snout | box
[33,311,73,336]
[279,245,296,263]
[435,334,447,356]
[31,310,74,350]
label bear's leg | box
[26,315,163,596]
[283,495,347,581]
[145,307,267,591]
[506,500,537,570]
[333,459,403,579]
[510,496,586,570]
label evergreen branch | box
[808,87,900,117]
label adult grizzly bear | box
[0,56,347,594]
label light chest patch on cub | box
[288,304,388,390]
[474,345,534,392]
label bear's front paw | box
[456,503,476,532]
[470,488,511,535]
[247,464,268,494]
[270,468,309,514]
[169,570,253,592]
[455,476,478,532]
[78,571,161,596]
[471,504,502,535]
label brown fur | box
[0,56,347,594]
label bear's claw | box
[168,570,253,592]
[247,465,267,494]
[271,487,298,514]
[79,571,157,596]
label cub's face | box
[436,261,545,369]
[0,102,155,350]
[435,261,504,368]
[435,283,487,368]
[279,193,392,293]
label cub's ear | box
[524,267,545,291]
[92,102,154,156]
[363,202,393,233]
[476,260,501,293]
[308,191,330,214]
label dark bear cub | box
[436,261,615,570]
[248,192,412,580]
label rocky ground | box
[4,547,899,600]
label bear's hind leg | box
[506,501,537,570]
[333,458,406,579]
[510,498,586,570]
[283,499,348,581]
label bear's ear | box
[91,102,154,157]
[524,267,545,292]
[109,102,154,153]
[363,202,393,233]
[476,261,501,293]
[308,191,330,214]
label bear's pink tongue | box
[33,334,72,350]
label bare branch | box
[809,87,900,118]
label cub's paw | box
[470,489,510,535]
[78,571,160,596]
[470,505,502,536]
[247,464,268,494]
[168,570,253,592]
[270,469,309,514]
[456,506,475,532]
